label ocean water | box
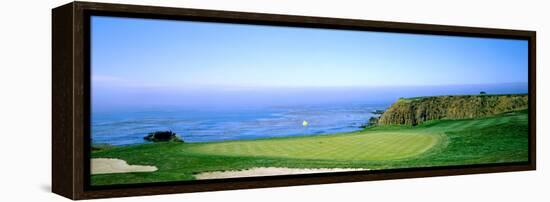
[92,103,387,145]
[91,83,528,145]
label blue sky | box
[91,16,528,110]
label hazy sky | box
[91,16,528,110]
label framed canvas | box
[52,1,536,200]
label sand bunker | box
[195,167,368,180]
[91,158,158,174]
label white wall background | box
[0,0,547,201]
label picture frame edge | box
[52,1,537,200]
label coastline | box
[92,104,386,146]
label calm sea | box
[92,103,387,145]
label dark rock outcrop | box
[144,131,184,142]
[378,94,528,126]
[368,116,379,125]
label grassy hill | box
[378,94,528,126]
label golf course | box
[88,16,531,187]
[91,104,528,186]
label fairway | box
[90,110,528,185]
[186,132,442,161]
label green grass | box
[91,109,529,186]
[186,132,440,161]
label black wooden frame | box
[52,1,536,200]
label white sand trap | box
[91,158,158,174]
[195,167,368,180]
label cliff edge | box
[377,94,528,126]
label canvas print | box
[90,16,529,186]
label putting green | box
[186,131,442,161]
